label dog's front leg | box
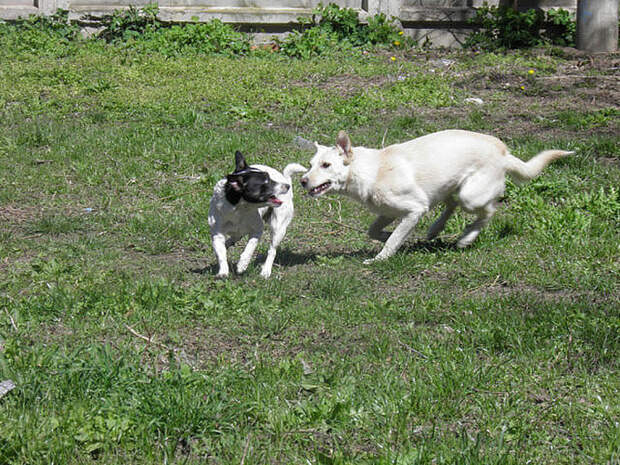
[212,233,230,277]
[260,225,288,279]
[237,231,262,274]
[364,209,425,264]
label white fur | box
[208,163,306,278]
[301,129,572,263]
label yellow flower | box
[398,30,404,35]
[520,85,525,90]
[528,69,535,75]
[390,56,396,61]
[393,40,400,46]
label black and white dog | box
[208,151,306,278]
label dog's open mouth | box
[309,182,331,197]
[268,196,283,206]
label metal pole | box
[576,0,619,52]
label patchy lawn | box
[0,35,618,464]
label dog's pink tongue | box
[270,197,283,205]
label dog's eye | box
[321,162,331,169]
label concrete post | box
[366,0,401,17]
[576,0,619,52]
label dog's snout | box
[300,177,308,188]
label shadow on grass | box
[399,239,457,253]
[277,238,458,265]
[189,239,458,275]
[275,247,373,266]
[189,263,219,275]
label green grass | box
[0,29,619,465]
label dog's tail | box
[504,150,573,185]
[282,163,308,183]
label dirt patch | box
[290,72,394,96]
[467,281,619,307]
[170,323,372,369]
[443,49,619,141]
[0,205,41,225]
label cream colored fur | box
[300,129,572,263]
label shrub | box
[97,3,160,43]
[465,3,576,50]
[278,3,412,58]
[278,27,342,59]
[138,20,251,56]
[0,9,81,56]
[545,8,576,47]
[97,4,250,56]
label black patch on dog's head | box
[225,151,279,206]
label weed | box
[465,3,576,50]
[97,3,160,43]
[545,8,576,47]
[135,20,251,57]
[97,4,250,56]
[278,3,413,58]
[278,27,343,59]
[0,9,80,57]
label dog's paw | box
[259,269,272,279]
[215,272,229,279]
[364,253,390,265]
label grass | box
[0,29,619,464]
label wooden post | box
[576,0,619,52]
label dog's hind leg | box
[212,233,230,277]
[455,170,504,248]
[365,208,426,264]
[456,202,496,248]
[237,231,262,274]
[426,198,457,241]
[368,215,395,242]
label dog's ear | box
[226,174,243,192]
[336,131,353,165]
[234,151,248,172]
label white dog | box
[209,151,306,278]
[300,130,572,263]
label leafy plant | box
[97,5,250,56]
[465,4,545,50]
[315,2,361,43]
[97,3,160,43]
[366,13,404,46]
[545,8,576,47]
[277,27,342,59]
[465,4,576,50]
[0,9,80,56]
[278,2,412,58]
[27,9,80,41]
[139,19,251,56]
